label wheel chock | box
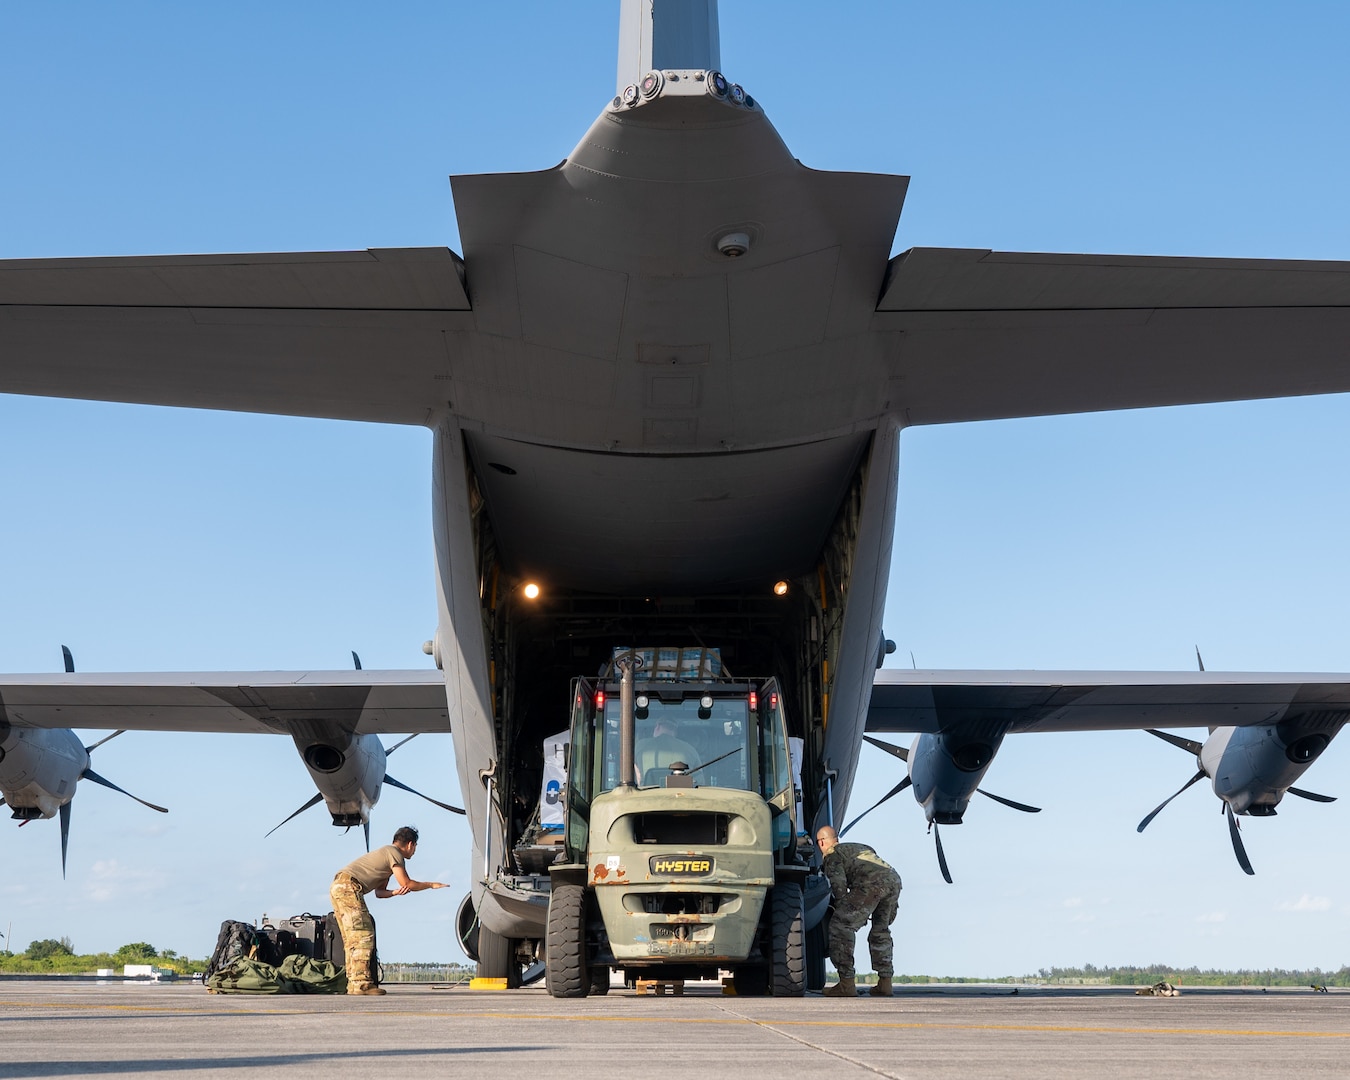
[469,977,510,990]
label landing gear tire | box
[545,883,590,998]
[478,926,522,988]
[769,881,806,997]
[456,894,481,963]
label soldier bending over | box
[330,825,447,995]
[815,825,902,998]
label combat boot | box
[869,976,893,997]
[823,975,857,997]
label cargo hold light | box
[523,582,540,599]
[772,580,789,596]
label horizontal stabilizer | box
[0,248,469,425]
[875,248,1350,426]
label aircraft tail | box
[617,0,721,94]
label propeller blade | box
[59,800,71,879]
[383,774,466,815]
[264,792,325,837]
[839,777,912,837]
[976,789,1041,813]
[1146,729,1205,756]
[83,730,126,753]
[352,651,362,671]
[58,799,71,874]
[862,735,909,762]
[363,820,371,852]
[1226,803,1255,875]
[80,768,169,813]
[1288,787,1337,804]
[61,645,74,673]
[1137,769,1207,833]
[933,822,953,884]
[385,734,419,756]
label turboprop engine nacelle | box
[292,731,386,827]
[0,723,89,819]
[1201,713,1342,815]
[908,724,1008,824]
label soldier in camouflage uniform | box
[330,825,447,995]
[815,825,902,998]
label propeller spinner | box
[844,735,1040,884]
[1137,727,1337,876]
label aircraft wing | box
[0,670,450,736]
[866,669,1350,734]
[0,247,470,425]
[877,248,1350,425]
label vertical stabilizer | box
[617,0,721,94]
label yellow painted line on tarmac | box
[4,1000,1349,1040]
[0,1000,302,1016]
[468,1012,1350,1040]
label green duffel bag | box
[277,954,348,994]
[205,957,297,994]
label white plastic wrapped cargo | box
[540,729,570,828]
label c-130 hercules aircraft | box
[3,1,1350,991]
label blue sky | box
[2,2,1350,975]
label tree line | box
[0,939,206,975]
[889,964,1350,987]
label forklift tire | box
[545,883,590,998]
[806,916,828,993]
[770,881,806,997]
[478,926,522,988]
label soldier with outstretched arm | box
[815,825,903,998]
[330,825,447,995]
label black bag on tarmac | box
[205,920,265,982]
[273,913,328,960]
[323,911,345,967]
[253,925,299,966]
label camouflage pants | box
[828,880,900,979]
[330,874,377,993]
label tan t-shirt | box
[339,844,406,893]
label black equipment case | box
[259,912,351,970]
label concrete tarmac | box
[2,980,1348,1079]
